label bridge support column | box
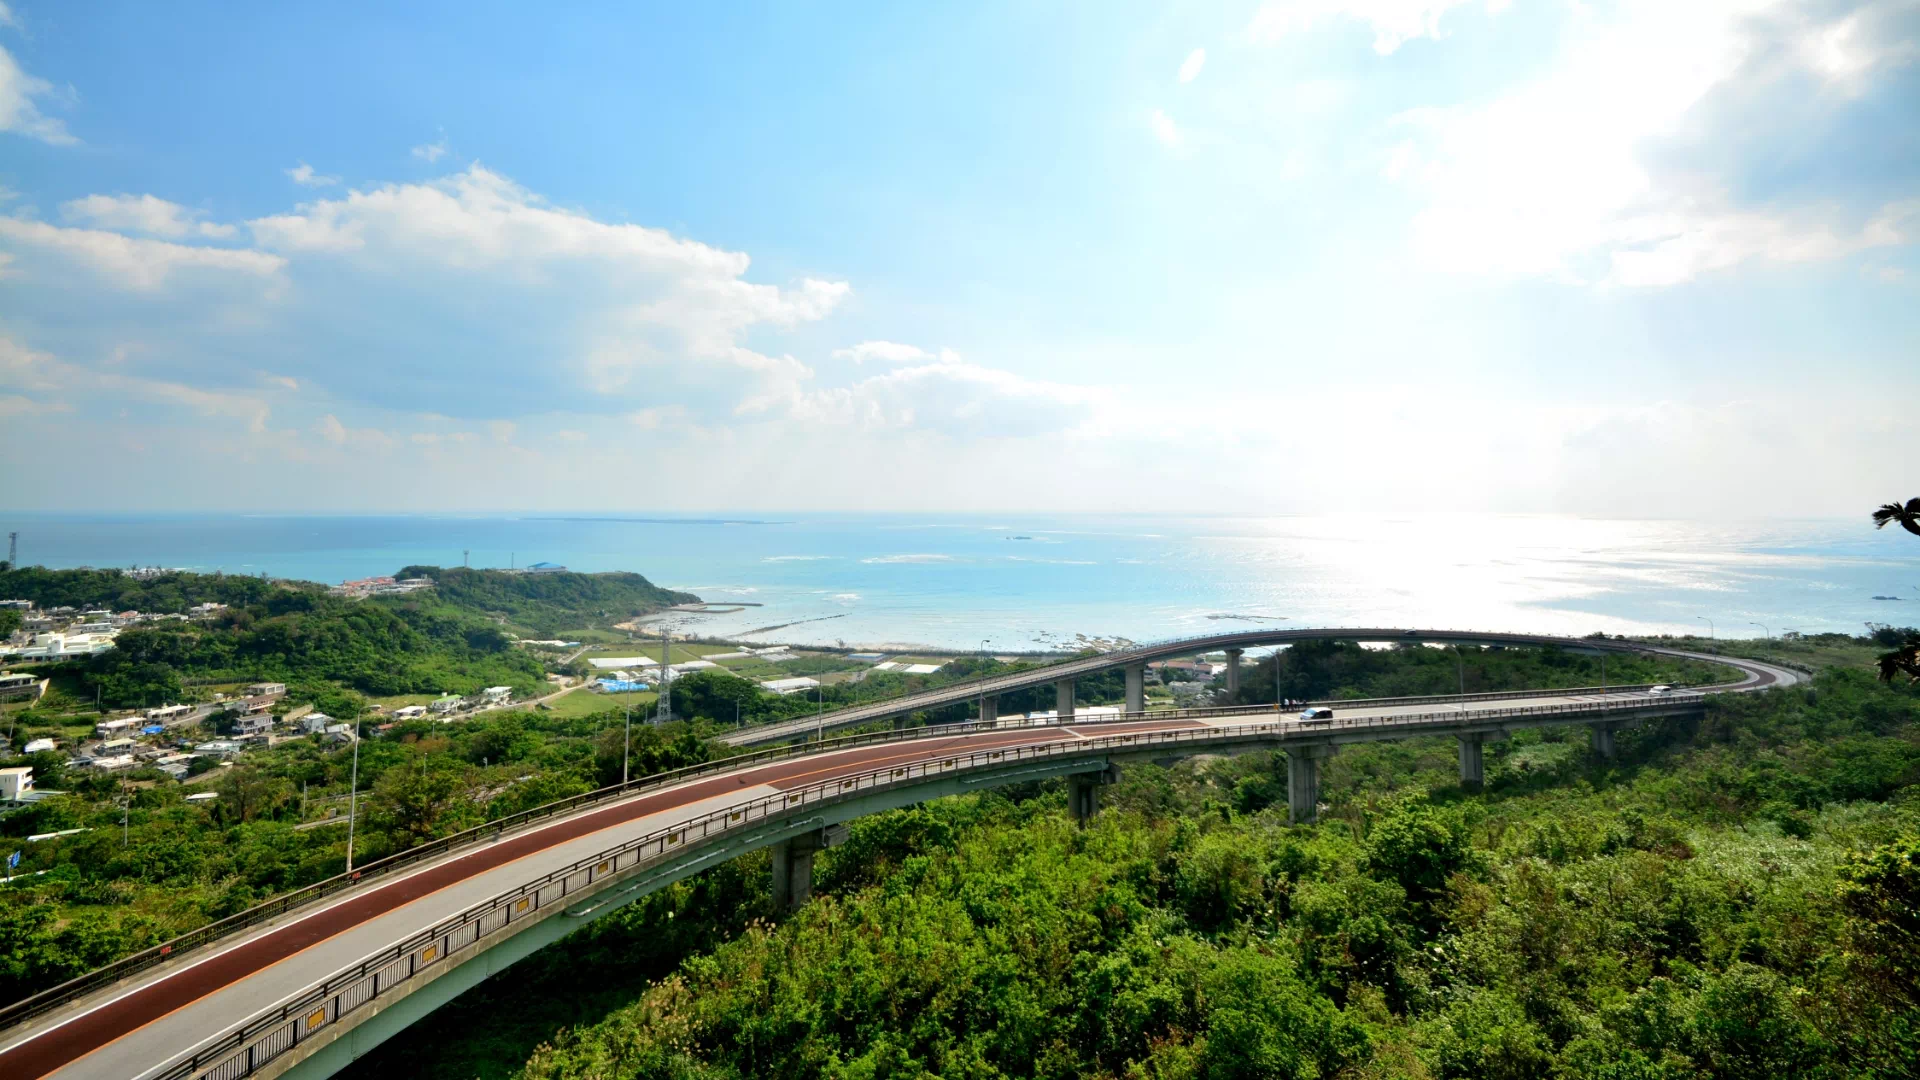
[1124,663,1145,714]
[1056,678,1075,721]
[1287,745,1333,825]
[771,824,849,913]
[979,694,998,725]
[1067,764,1120,825]
[1458,734,1484,788]
[1591,722,1618,760]
[1224,649,1243,695]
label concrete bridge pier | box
[1067,764,1120,825]
[1224,649,1244,695]
[1056,678,1075,721]
[1591,722,1618,760]
[1458,734,1485,788]
[1125,663,1145,714]
[979,694,998,725]
[771,824,849,912]
[1287,745,1334,825]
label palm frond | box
[1875,504,1903,527]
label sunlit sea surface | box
[5,513,1917,651]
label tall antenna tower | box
[463,549,470,568]
[6,532,15,566]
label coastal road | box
[0,646,1799,1080]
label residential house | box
[246,682,288,699]
[298,712,334,735]
[428,695,463,714]
[235,714,274,737]
[392,705,427,720]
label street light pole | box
[344,712,364,873]
[816,684,825,742]
[1750,622,1773,662]
[979,639,991,723]
[1695,616,1714,640]
[1449,644,1465,696]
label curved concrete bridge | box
[721,627,1744,746]
[0,634,1799,1080]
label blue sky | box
[1,0,1916,515]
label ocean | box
[3,513,1916,651]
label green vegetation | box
[0,565,291,614]
[394,566,697,636]
[331,634,1920,1080]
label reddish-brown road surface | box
[0,719,1214,1079]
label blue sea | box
[2,513,1916,651]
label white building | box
[298,712,334,734]
[145,704,191,723]
[428,695,463,714]
[760,677,821,695]
[392,705,427,720]
[481,686,512,701]
[95,717,142,738]
[5,631,118,661]
[23,738,56,754]
[0,766,33,801]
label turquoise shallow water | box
[2,513,1916,650]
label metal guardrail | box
[151,690,1701,1080]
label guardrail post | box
[1287,744,1333,825]
[1457,734,1484,788]
[771,825,849,913]
[1055,678,1075,721]
[1066,764,1120,826]
[1223,649,1243,696]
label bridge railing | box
[153,690,1703,1080]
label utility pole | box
[816,683,825,742]
[344,713,365,873]
[657,627,672,722]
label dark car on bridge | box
[1298,707,1334,722]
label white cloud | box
[1247,0,1508,55]
[1386,0,1920,285]
[61,193,237,239]
[1178,47,1208,83]
[1150,108,1182,147]
[0,3,18,30]
[286,163,340,188]
[775,358,1110,437]
[833,340,935,364]
[411,138,448,163]
[0,335,274,430]
[0,216,285,289]
[0,42,75,145]
[240,165,849,416]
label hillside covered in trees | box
[392,566,697,636]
